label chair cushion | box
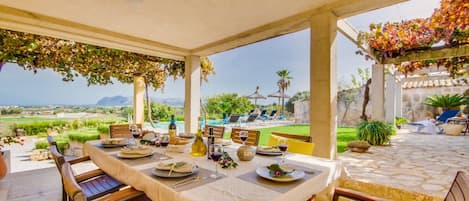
[268,135,315,156]
[79,174,123,200]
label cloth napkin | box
[155,161,196,173]
[257,146,281,153]
[101,138,126,145]
[120,146,152,155]
[215,138,232,146]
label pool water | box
[144,119,224,133]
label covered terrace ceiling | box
[0,0,405,60]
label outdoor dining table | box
[83,140,342,201]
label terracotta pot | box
[349,147,369,153]
[0,152,7,180]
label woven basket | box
[441,124,465,136]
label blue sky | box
[0,0,440,105]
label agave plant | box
[424,94,469,110]
[356,121,393,145]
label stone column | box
[133,76,145,124]
[184,56,201,134]
[309,12,338,159]
[371,64,385,121]
[395,80,403,117]
[385,73,396,125]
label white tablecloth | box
[83,141,342,201]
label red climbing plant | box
[358,0,468,77]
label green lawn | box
[226,125,357,153]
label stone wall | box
[293,82,467,126]
[402,86,467,122]
[294,86,372,126]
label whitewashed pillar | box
[371,64,385,121]
[385,73,396,124]
[309,12,338,159]
[395,80,403,117]
[184,56,201,134]
[133,76,145,124]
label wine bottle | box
[168,115,177,140]
[191,117,207,157]
[207,127,215,159]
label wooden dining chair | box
[50,144,125,201]
[231,128,260,146]
[61,162,148,201]
[203,125,226,138]
[271,132,311,142]
[110,124,142,138]
[328,171,469,201]
[444,171,469,201]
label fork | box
[172,176,207,188]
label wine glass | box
[278,138,288,164]
[159,134,170,160]
[210,145,223,179]
[239,131,248,145]
[132,128,141,147]
[129,124,138,147]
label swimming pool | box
[144,119,224,132]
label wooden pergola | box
[339,18,469,124]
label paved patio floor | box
[340,128,469,198]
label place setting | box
[142,159,224,192]
[99,138,128,148]
[238,139,320,193]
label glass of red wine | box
[278,138,288,164]
[239,131,248,145]
[159,134,170,160]
[210,145,223,179]
[129,124,139,147]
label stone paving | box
[339,128,469,198]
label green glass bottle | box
[191,117,207,157]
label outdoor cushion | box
[268,134,315,156]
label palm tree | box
[276,69,293,115]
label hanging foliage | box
[357,0,469,77]
[0,29,215,89]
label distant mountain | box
[96,96,184,107]
[96,96,131,106]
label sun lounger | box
[408,110,459,134]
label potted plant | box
[356,120,394,145]
[424,94,468,116]
[0,136,24,180]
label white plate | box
[256,167,305,182]
[256,150,282,156]
[117,151,154,159]
[151,167,199,178]
[101,143,128,148]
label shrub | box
[356,120,393,145]
[68,132,100,143]
[34,135,69,152]
[34,140,49,150]
[97,124,110,134]
[395,117,408,128]
[10,120,68,135]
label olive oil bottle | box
[191,117,207,157]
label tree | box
[351,67,370,88]
[276,69,293,115]
[144,102,176,122]
[285,91,310,113]
[205,93,254,118]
